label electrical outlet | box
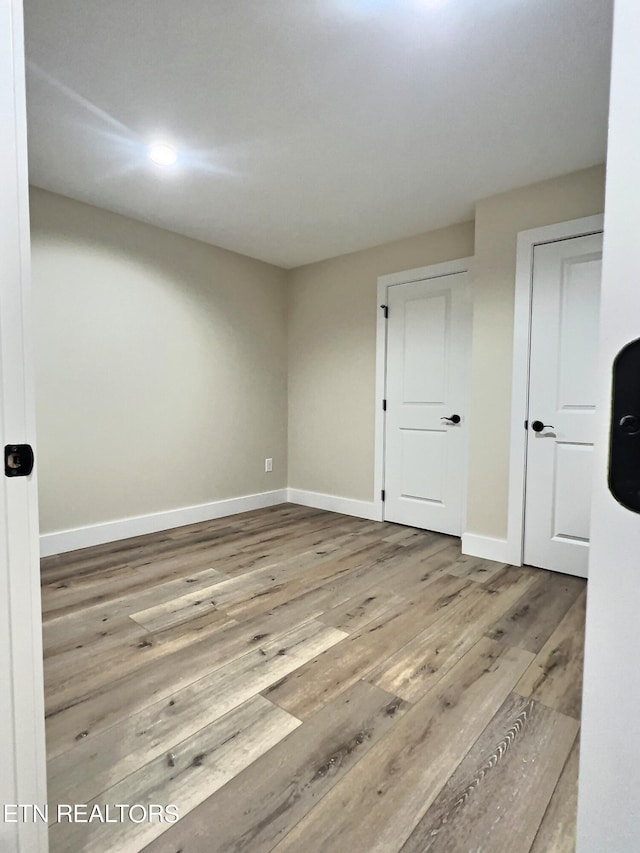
[265,457,273,473]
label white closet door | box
[524,232,603,577]
[384,272,471,535]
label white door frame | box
[506,215,604,567]
[375,257,474,525]
[1,1,49,851]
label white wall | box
[31,188,288,536]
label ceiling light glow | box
[148,143,177,166]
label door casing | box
[506,215,605,567]
[0,1,49,851]
[375,257,473,526]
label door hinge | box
[4,444,35,478]
[524,419,528,430]
[381,489,386,502]
[382,399,387,411]
[380,304,388,319]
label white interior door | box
[578,3,640,847]
[524,233,603,577]
[384,272,471,535]
[1,2,49,851]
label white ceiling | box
[24,0,613,269]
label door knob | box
[531,420,554,432]
[619,414,640,435]
[441,414,461,424]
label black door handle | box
[441,414,461,424]
[609,338,640,512]
[531,420,555,432]
[4,444,35,477]
[619,415,640,435]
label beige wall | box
[287,222,476,499]
[33,164,606,540]
[287,165,606,543]
[467,164,606,539]
[31,188,288,534]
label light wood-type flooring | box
[41,504,586,853]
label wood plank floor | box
[41,504,586,853]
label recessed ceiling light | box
[148,143,177,166]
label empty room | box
[4,1,640,852]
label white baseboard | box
[461,533,513,565]
[40,489,518,563]
[40,489,288,557]
[287,488,380,521]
